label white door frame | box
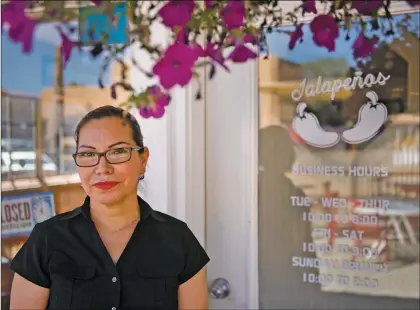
[166,60,260,309]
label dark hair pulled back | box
[74,105,144,149]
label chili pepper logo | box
[292,90,388,148]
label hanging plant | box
[1,0,419,118]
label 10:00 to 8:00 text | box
[302,212,378,225]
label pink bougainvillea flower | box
[175,28,226,69]
[158,0,196,30]
[8,20,36,53]
[302,0,317,15]
[56,27,76,67]
[140,104,165,118]
[406,0,420,6]
[152,41,197,89]
[310,14,339,52]
[192,43,206,57]
[2,0,37,53]
[352,0,382,15]
[175,28,205,60]
[204,0,214,9]
[202,43,230,71]
[226,32,258,63]
[221,1,246,30]
[228,45,257,63]
[139,86,171,118]
[352,33,379,59]
[288,24,304,50]
[2,1,26,29]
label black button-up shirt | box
[10,196,210,310]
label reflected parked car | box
[1,139,34,151]
[1,151,58,179]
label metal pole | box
[35,99,44,179]
[55,45,65,174]
[5,95,13,180]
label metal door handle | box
[209,278,230,299]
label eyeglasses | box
[72,146,144,167]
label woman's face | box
[76,117,149,206]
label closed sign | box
[1,192,55,237]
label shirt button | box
[111,307,116,310]
[112,277,117,283]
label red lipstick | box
[94,182,119,190]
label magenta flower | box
[140,104,165,118]
[191,43,206,59]
[352,33,379,59]
[205,0,214,9]
[2,1,26,29]
[175,28,205,60]
[9,20,36,53]
[352,1,382,15]
[153,41,197,89]
[310,14,339,52]
[158,0,195,30]
[175,28,227,70]
[228,45,257,63]
[2,1,36,53]
[288,24,304,50]
[302,0,317,15]
[139,86,171,118]
[56,27,75,67]
[221,1,246,30]
[202,43,230,70]
[226,32,257,63]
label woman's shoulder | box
[149,209,191,231]
[33,206,83,231]
[147,209,203,243]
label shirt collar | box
[60,195,166,222]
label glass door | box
[258,10,419,309]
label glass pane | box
[258,12,419,309]
[2,16,114,178]
[0,93,37,180]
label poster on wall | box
[1,192,55,237]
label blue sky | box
[1,21,112,96]
[265,12,419,67]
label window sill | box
[1,173,80,192]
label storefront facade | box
[1,1,419,309]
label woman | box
[258,125,321,309]
[9,106,210,310]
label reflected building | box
[38,61,131,173]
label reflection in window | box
[1,19,121,180]
[258,11,419,310]
[1,93,38,180]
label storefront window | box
[258,11,419,309]
[1,18,117,182]
[1,94,38,180]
